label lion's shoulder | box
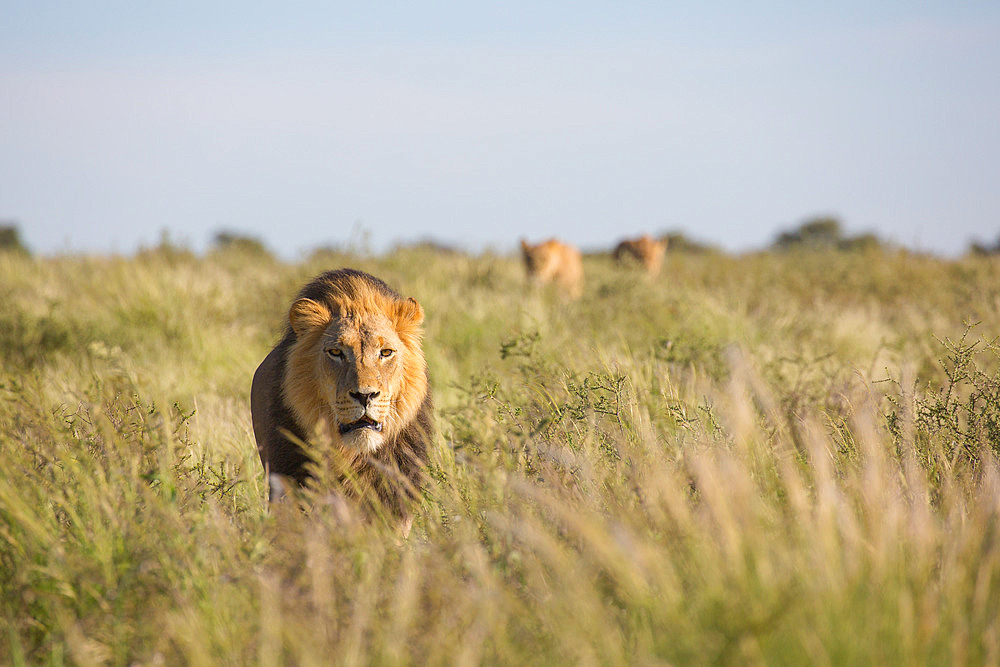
[250,333,311,482]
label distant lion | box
[613,234,667,276]
[250,269,432,532]
[520,238,584,298]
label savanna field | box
[2,243,1000,665]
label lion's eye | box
[380,349,395,358]
[326,348,344,359]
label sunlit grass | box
[1,246,999,664]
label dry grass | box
[1,245,1000,664]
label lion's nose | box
[350,390,380,408]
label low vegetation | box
[1,245,999,664]
[211,230,273,258]
[970,233,1000,256]
[772,216,885,252]
[0,224,29,255]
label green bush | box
[0,223,29,254]
[211,229,273,257]
[659,230,720,254]
[773,216,886,252]
[969,233,1000,256]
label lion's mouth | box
[339,416,383,435]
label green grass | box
[2,245,1000,665]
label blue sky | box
[2,1,998,256]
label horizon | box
[3,218,993,260]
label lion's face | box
[284,294,427,454]
[319,310,405,452]
[616,236,666,275]
[521,240,559,281]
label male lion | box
[250,269,432,531]
[613,234,667,277]
[520,238,584,298]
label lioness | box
[250,269,432,530]
[613,234,667,276]
[520,238,584,298]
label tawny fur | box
[520,238,584,298]
[613,234,667,276]
[250,269,432,524]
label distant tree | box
[837,232,883,252]
[969,233,1000,256]
[659,231,720,254]
[211,229,271,257]
[0,223,29,254]
[773,217,843,250]
[773,216,884,252]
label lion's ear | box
[289,298,331,336]
[394,297,424,328]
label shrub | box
[211,229,272,257]
[772,216,885,252]
[969,233,1000,256]
[659,230,720,254]
[0,223,29,254]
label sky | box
[1,1,999,257]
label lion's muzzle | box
[349,390,380,407]
[338,415,384,435]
